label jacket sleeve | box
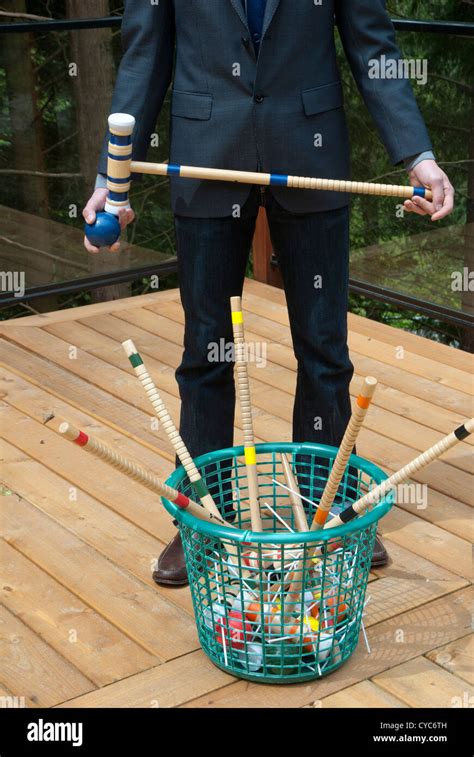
[97,0,175,175]
[335,0,432,165]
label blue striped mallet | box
[85,113,135,248]
[85,112,433,247]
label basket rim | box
[162,441,393,543]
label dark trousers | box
[174,186,354,468]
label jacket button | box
[255,94,264,103]
[241,35,250,46]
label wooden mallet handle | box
[55,418,232,529]
[324,418,474,530]
[231,296,262,532]
[122,339,221,519]
[311,376,378,530]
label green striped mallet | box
[231,296,263,532]
[55,418,232,529]
[122,339,221,520]
[324,417,474,530]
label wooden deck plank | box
[370,538,472,583]
[55,651,234,708]
[0,402,177,544]
[0,605,95,708]
[1,493,199,660]
[145,298,473,451]
[0,339,176,463]
[348,311,473,373]
[0,279,471,707]
[1,540,158,686]
[318,680,407,708]
[0,289,180,330]
[220,288,473,414]
[1,439,193,616]
[34,311,472,500]
[380,507,472,580]
[180,587,472,708]
[93,307,474,447]
[425,635,473,684]
[243,278,473,373]
[364,575,467,628]
[372,656,473,708]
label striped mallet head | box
[230,296,262,532]
[324,417,474,530]
[121,338,221,518]
[105,113,135,215]
[56,419,231,529]
[311,376,377,531]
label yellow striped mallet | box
[230,296,262,532]
[122,339,221,519]
[311,376,378,531]
[324,418,474,530]
[53,418,233,529]
[85,113,433,247]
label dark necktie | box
[245,0,267,55]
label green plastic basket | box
[163,442,393,684]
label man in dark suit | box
[84,0,454,585]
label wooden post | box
[252,208,283,288]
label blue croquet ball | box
[85,212,121,247]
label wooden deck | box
[0,278,472,709]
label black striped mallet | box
[324,418,474,530]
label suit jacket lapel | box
[228,0,250,30]
[262,0,281,38]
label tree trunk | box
[1,0,48,217]
[66,0,131,302]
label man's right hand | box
[83,188,136,254]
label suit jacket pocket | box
[171,90,213,120]
[301,81,343,116]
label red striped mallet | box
[54,419,233,529]
[231,296,262,532]
[311,376,378,531]
[324,418,474,530]
[122,339,221,519]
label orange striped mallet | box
[53,418,233,529]
[122,339,221,520]
[324,418,474,530]
[230,296,262,532]
[311,376,378,531]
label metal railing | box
[0,14,473,330]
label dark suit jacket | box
[98,0,432,216]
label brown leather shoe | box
[153,532,189,587]
[371,533,389,567]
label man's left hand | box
[404,160,454,221]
